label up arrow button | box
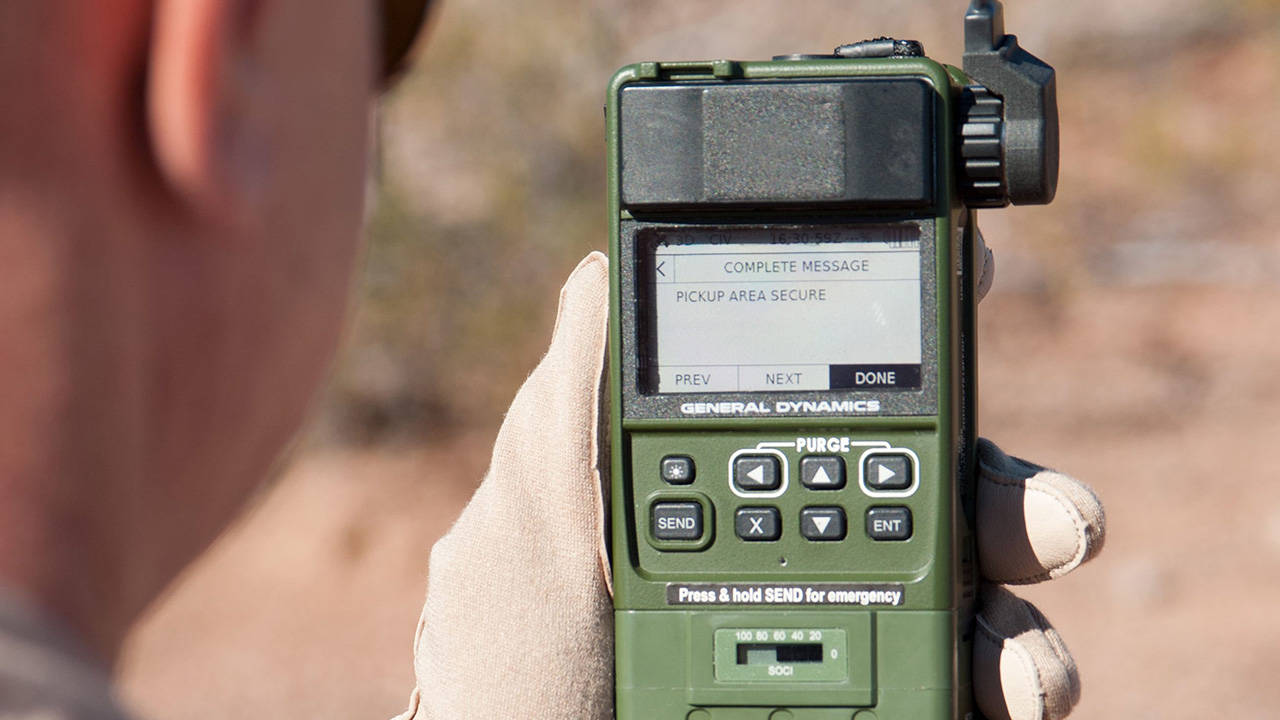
[801,456,846,490]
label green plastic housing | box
[608,56,981,720]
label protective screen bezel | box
[619,219,940,419]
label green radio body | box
[607,4,1057,718]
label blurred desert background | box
[116,0,1280,718]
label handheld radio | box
[607,2,1058,718]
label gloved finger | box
[976,227,995,302]
[394,252,612,720]
[976,438,1106,585]
[974,584,1081,720]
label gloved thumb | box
[394,252,613,720]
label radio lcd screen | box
[650,227,923,394]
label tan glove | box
[394,251,1105,720]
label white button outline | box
[858,448,920,499]
[727,448,789,499]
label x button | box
[735,507,781,541]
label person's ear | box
[147,0,269,221]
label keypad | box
[643,442,917,548]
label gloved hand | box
[394,251,1105,720]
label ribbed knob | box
[957,85,1007,208]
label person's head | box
[0,0,429,661]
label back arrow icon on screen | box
[656,261,667,277]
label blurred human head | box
[0,0,428,660]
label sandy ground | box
[116,281,1280,719]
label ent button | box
[866,507,913,541]
[733,455,781,492]
[651,502,703,541]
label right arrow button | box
[864,453,913,492]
